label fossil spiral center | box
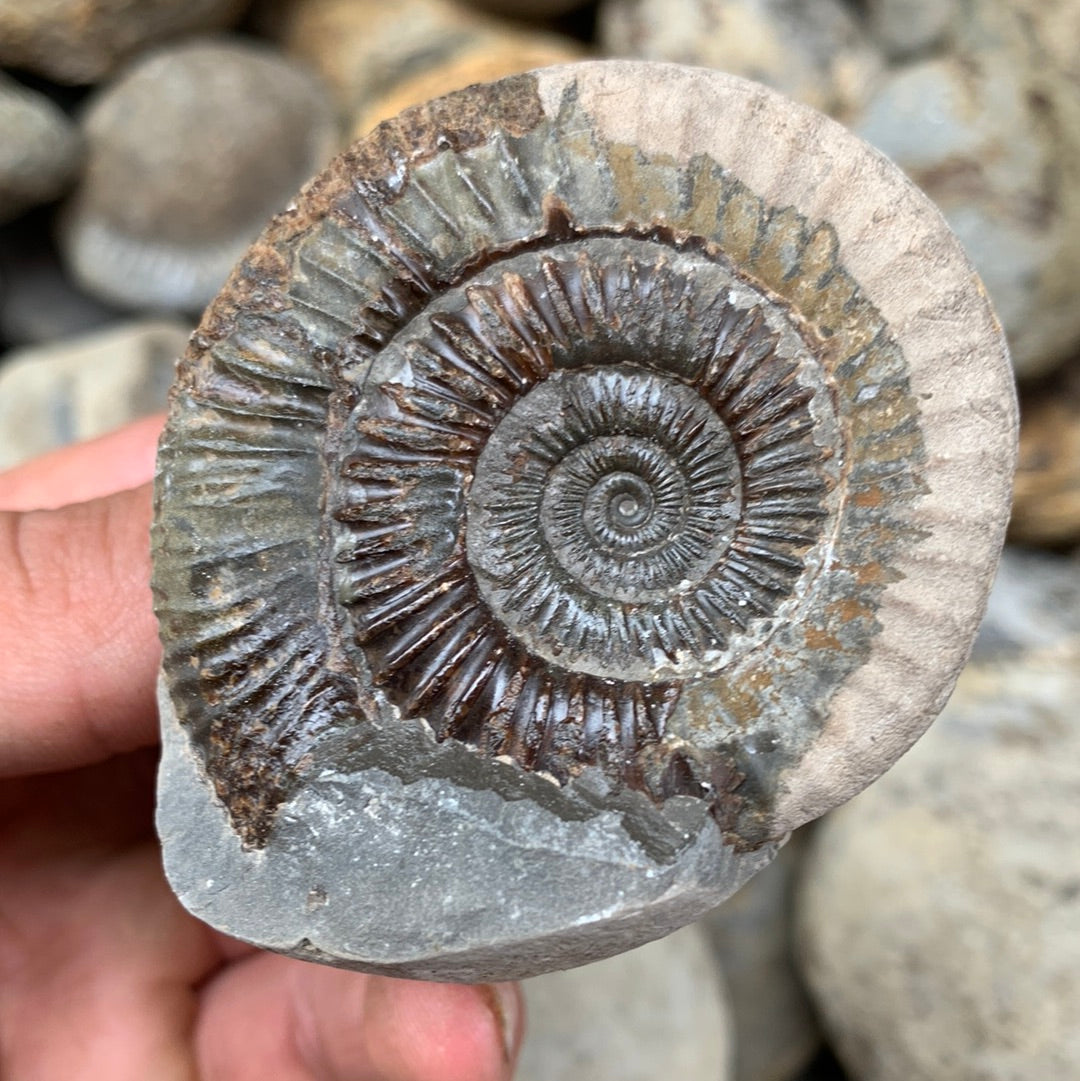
[583,469,656,544]
[471,365,742,619]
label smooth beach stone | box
[59,37,337,313]
[797,547,1080,1081]
[152,62,1015,981]
[515,924,733,1081]
[1011,365,1080,547]
[0,320,190,469]
[0,0,248,84]
[861,0,958,59]
[702,832,820,1081]
[0,220,121,346]
[598,0,884,121]
[851,0,1080,378]
[263,0,582,139]
[0,74,81,225]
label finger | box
[0,841,218,1081]
[196,952,522,1081]
[0,413,164,511]
[0,484,160,777]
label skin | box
[0,416,523,1081]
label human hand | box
[0,416,522,1081]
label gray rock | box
[0,74,81,224]
[862,0,958,59]
[0,0,249,85]
[797,548,1080,1081]
[59,37,337,313]
[970,545,1080,655]
[515,923,734,1081]
[598,0,884,121]
[703,832,820,1081]
[849,44,1080,378]
[850,1,1080,377]
[158,677,776,983]
[0,226,122,346]
[0,320,189,469]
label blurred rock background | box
[1,1,1077,1078]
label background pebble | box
[797,548,1080,1081]
[262,0,582,139]
[58,37,337,313]
[0,213,121,345]
[598,0,883,121]
[0,74,81,224]
[516,924,734,1081]
[0,320,189,469]
[1011,363,1080,546]
[703,833,820,1081]
[0,0,249,85]
[861,0,959,59]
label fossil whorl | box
[152,62,1015,978]
[337,237,847,771]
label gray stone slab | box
[158,676,775,982]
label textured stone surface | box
[848,0,1080,378]
[849,30,1080,378]
[598,0,883,120]
[59,37,336,313]
[153,63,1014,980]
[0,321,189,469]
[797,547,1080,1081]
[515,924,733,1081]
[0,0,249,84]
[0,74,81,224]
[703,832,819,1081]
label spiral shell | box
[153,63,1014,956]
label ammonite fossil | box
[152,61,1016,981]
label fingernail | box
[482,981,521,1064]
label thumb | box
[0,484,160,777]
[195,951,522,1081]
[0,415,165,777]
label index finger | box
[0,419,164,777]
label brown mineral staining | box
[853,562,893,587]
[152,62,1014,848]
[805,627,843,651]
